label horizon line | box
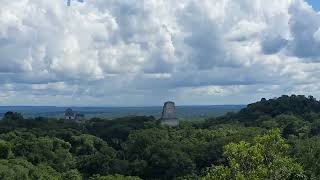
[0,104,246,108]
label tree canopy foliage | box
[0,95,320,179]
[203,129,305,180]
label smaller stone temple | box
[65,108,85,122]
[160,101,179,127]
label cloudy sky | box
[1,0,320,106]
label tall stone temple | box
[160,101,179,127]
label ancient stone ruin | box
[160,101,179,127]
[64,108,85,122]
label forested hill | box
[203,95,320,127]
[239,95,320,119]
[0,95,320,179]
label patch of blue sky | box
[305,0,320,11]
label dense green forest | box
[1,95,320,179]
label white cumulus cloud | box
[1,0,320,106]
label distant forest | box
[1,95,320,179]
[0,105,244,120]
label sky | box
[306,0,320,11]
[1,0,320,106]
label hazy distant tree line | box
[0,95,320,179]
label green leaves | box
[124,128,195,179]
[69,134,116,177]
[0,140,12,159]
[3,98,320,180]
[203,129,306,180]
[0,159,66,180]
[0,159,33,180]
[89,174,141,180]
[0,131,75,172]
[291,137,320,179]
